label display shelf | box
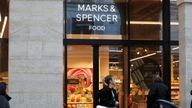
[171,87,179,89]
[172,98,179,101]
[172,83,179,85]
[67,102,93,108]
[172,98,179,100]
[172,99,179,101]
[171,94,178,96]
[109,69,123,71]
[68,102,93,104]
[171,81,179,105]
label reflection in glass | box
[171,0,179,40]
[130,0,163,40]
[67,45,93,108]
[99,46,124,108]
[129,46,163,108]
[171,46,179,105]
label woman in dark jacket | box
[0,82,10,108]
[147,75,169,108]
[98,75,119,108]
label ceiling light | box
[127,21,179,25]
[130,21,162,25]
[156,51,162,53]
[171,22,179,25]
[172,47,179,50]
[109,49,123,53]
[0,16,8,38]
[130,53,157,62]
[2,77,8,80]
[173,60,179,64]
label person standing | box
[147,75,169,108]
[98,75,119,108]
[0,82,10,108]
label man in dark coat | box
[0,82,10,108]
[147,75,169,108]
[98,75,119,108]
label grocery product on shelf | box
[171,81,179,105]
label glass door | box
[65,45,127,108]
[99,45,126,108]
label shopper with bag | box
[97,75,119,108]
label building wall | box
[8,0,190,108]
[9,0,63,108]
[178,0,192,108]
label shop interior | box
[65,44,179,108]
[65,0,179,107]
[0,0,9,84]
[0,0,180,108]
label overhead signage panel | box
[66,2,125,35]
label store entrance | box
[65,45,127,108]
[64,44,166,108]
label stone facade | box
[178,0,192,108]
[8,0,192,108]
[9,0,63,108]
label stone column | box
[178,0,192,108]
[9,0,63,108]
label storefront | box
[0,0,183,108]
[63,0,179,108]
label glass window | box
[0,0,9,84]
[171,0,179,40]
[171,46,179,105]
[0,39,8,83]
[130,0,163,40]
[129,46,163,108]
[65,0,127,39]
[67,45,93,108]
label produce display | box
[67,68,93,108]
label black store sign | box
[66,3,124,35]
